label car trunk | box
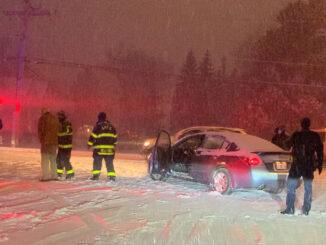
[256,152,292,173]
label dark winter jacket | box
[285,129,323,179]
[58,119,73,149]
[272,132,289,150]
[88,120,117,156]
[38,112,60,153]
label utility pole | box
[3,0,50,147]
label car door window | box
[172,134,204,163]
[177,129,201,140]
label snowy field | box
[1,147,326,245]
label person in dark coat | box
[38,108,60,181]
[56,110,75,180]
[0,118,2,130]
[272,125,289,150]
[281,117,323,215]
[88,112,117,182]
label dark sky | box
[1,0,296,70]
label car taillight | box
[241,156,261,166]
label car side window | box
[178,130,201,140]
[172,134,204,164]
[175,134,204,151]
[201,135,225,150]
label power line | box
[230,78,326,89]
[23,56,326,89]
[229,56,326,68]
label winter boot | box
[66,173,75,180]
[108,176,116,182]
[57,173,65,181]
[89,175,99,180]
[301,210,309,216]
[280,208,294,215]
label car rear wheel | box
[210,168,232,195]
[264,180,286,194]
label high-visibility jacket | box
[58,119,73,149]
[88,120,117,155]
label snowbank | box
[0,147,326,245]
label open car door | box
[148,130,171,180]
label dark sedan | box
[149,130,292,194]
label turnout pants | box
[92,154,115,178]
[56,148,74,176]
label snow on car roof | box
[175,126,246,136]
[207,131,284,152]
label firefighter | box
[56,110,75,180]
[88,112,117,182]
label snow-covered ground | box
[1,147,326,245]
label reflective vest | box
[57,120,73,149]
[88,120,117,155]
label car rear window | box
[218,132,284,152]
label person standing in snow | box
[87,112,117,182]
[272,125,289,150]
[56,110,75,180]
[38,108,60,181]
[281,117,323,215]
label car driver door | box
[148,130,171,180]
[170,134,205,175]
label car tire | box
[148,157,166,181]
[210,167,232,195]
[264,177,287,194]
[265,183,285,194]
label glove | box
[318,166,322,175]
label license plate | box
[275,161,287,170]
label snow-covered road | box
[1,147,326,245]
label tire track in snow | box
[164,211,190,239]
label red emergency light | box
[14,102,21,115]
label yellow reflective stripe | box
[114,142,117,145]
[88,141,93,146]
[57,169,64,173]
[67,169,74,174]
[93,170,101,174]
[91,133,117,138]
[93,145,115,149]
[107,172,116,176]
[98,152,114,155]
[58,132,73,136]
[58,144,72,148]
